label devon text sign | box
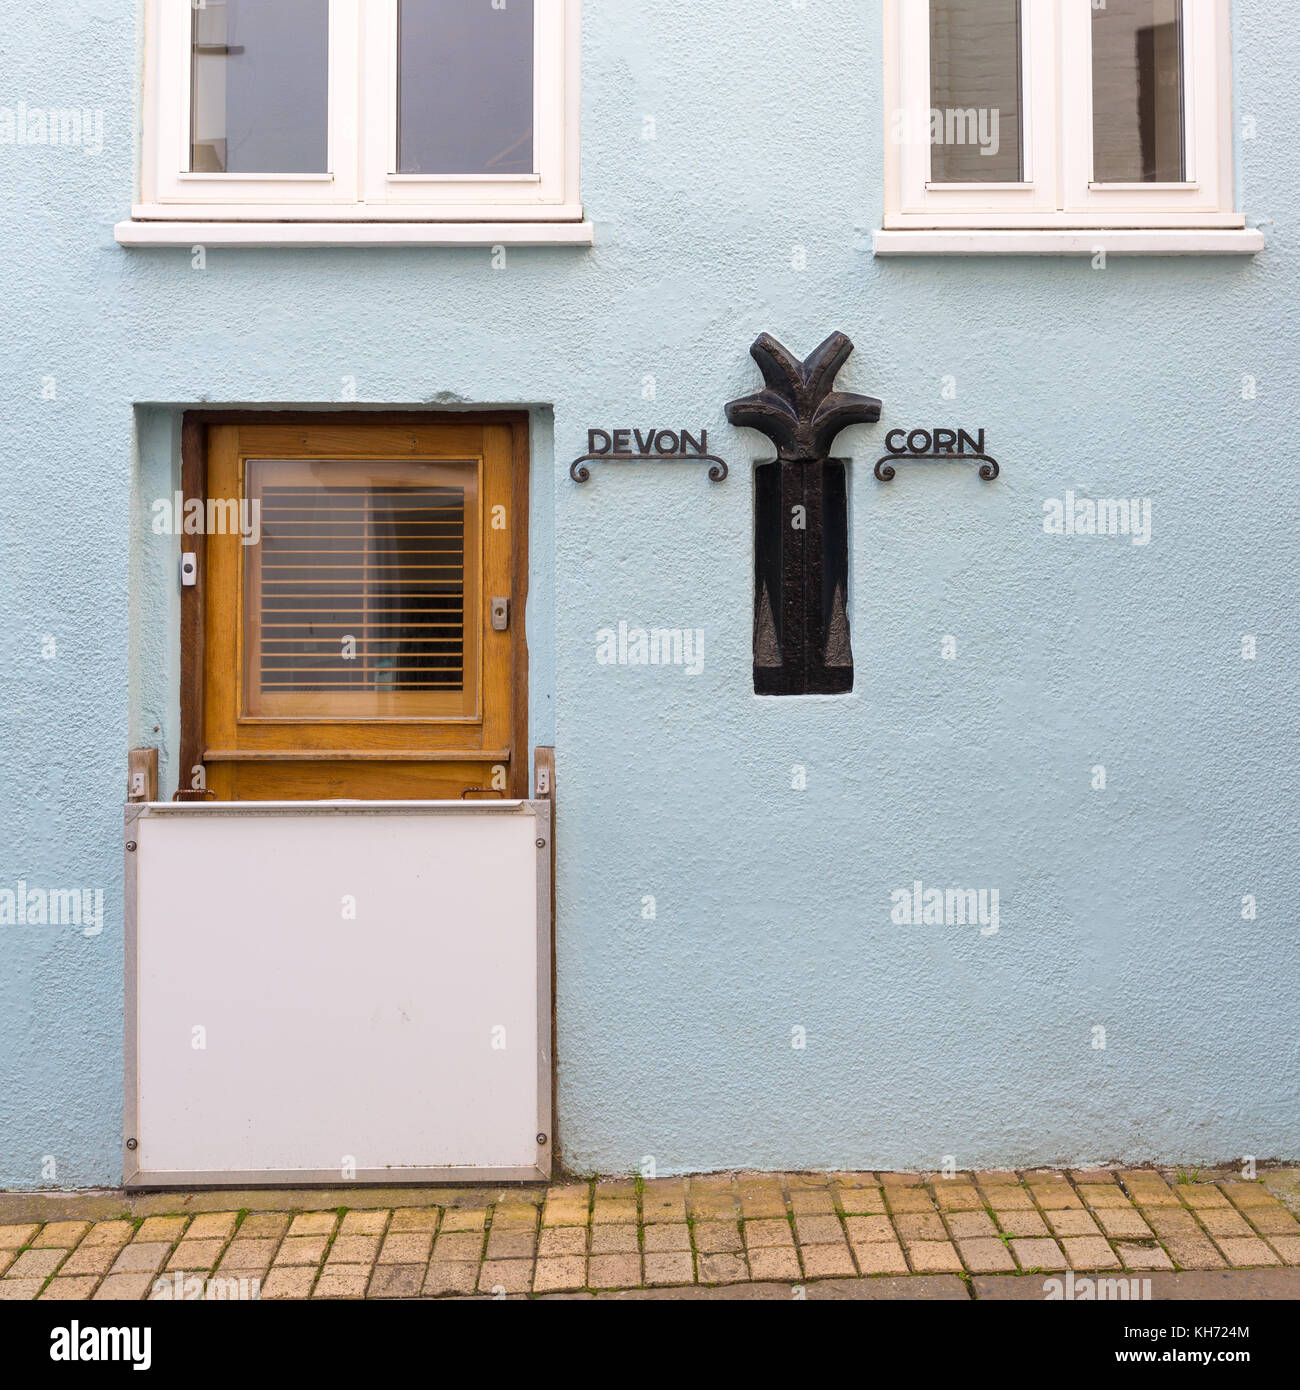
[570,428,728,482]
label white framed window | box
[883,0,1245,236]
[361,0,573,214]
[131,0,582,231]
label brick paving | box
[1,1168,1297,1300]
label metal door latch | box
[491,597,510,632]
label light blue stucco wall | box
[0,1,1296,1187]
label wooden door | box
[182,416,528,801]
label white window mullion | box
[359,0,396,206]
[332,0,361,205]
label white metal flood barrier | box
[124,801,551,1186]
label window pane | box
[929,0,1024,183]
[245,460,478,720]
[398,0,534,175]
[190,0,328,174]
[1092,0,1185,182]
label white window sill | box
[872,229,1265,257]
[114,220,595,248]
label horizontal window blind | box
[242,457,480,720]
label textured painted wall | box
[0,1,1296,1187]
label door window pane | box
[929,0,1024,183]
[244,459,480,720]
[398,0,534,175]
[190,0,329,174]
[1092,0,1185,182]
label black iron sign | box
[874,427,999,481]
[570,428,728,482]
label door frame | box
[178,410,531,800]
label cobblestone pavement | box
[1,1168,1298,1301]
